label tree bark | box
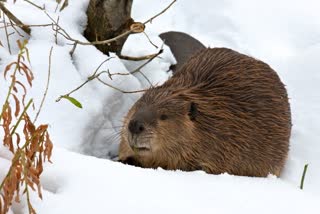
[84,0,133,55]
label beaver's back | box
[162,48,291,176]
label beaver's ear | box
[188,102,198,120]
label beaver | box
[119,47,291,177]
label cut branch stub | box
[84,0,133,55]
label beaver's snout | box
[126,107,156,151]
[127,107,156,136]
[128,120,145,135]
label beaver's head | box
[120,88,198,164]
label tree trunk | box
[84,0,133,55]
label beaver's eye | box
[160,114,168,120]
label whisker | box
[104,131,122,144]
[102,126,124,131]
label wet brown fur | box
[119,48,291,177]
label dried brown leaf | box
[13,86,18,93]
[14,133,21,146]
[26,179,35,191]
[3,104,14,152]
[17,40,22,49]
[44,131,53,162]
[37,155,43,175]
[24,115,36,134]
[4,62,16,80]
[19,65,33,87]
[1,39,53,214]
[12,93,20,117]
[15,80,27,95]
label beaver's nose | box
[128,119,145,135]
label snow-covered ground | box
[0,0,320,213]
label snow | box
[0,0,320,213]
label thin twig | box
[44,10,72,39]
[56,57,114,102]
[118,51,161,61]
[111,49,163,78]
[10,99,33,136]
[54,0,60,13]
[23,0,44,10]
[143,0,177,25]
[9,19,24,37]
[33,47,53,124]
[56,71,107,102]
[125,46,164,87]
[143,32,158,49]
[56,55,151,101]
[300,164,309,190]
[44,0,176,46]
[54,16,60,45]
[97,78,147,94]
[109,48,163,87]
[0,2,31,35]
[3,12,11,54]
[69,41,78,56]
[0,22,53,29]
[138,69,154,87]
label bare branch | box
[97,77,147,94]
[45,0,176,47]
[23,0,44,10]
[54,16,60,44]
[0,2,31,35]
[0,0,177,54]
[2,12,11,54]
[34,47,53,123]
[55,53,155,102]
[69,41,78,56]
[143,0,177,25]
[112,49,163,77]
[118,50,162,61]
[143,31,158,49]
[56,57,114,102]
[60,0,68,12]
[8,19,25,37]
[109,48,163,88]
[0,22,53,29]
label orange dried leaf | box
[15,81,27,95]
[15,133,21,146]
[25,115,36,133]
[12,93,21,117]
[44,132,53,162]
[37,156,43,175]
[26,179,35,191]
[4,62,16,79]
[17,40,22,49]
[13,86,18,93]
[3,136,14,153]
[22,94,26,107]
[19,66,33,87]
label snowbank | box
[0,0,319,213]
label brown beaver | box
[119,48,291,177]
